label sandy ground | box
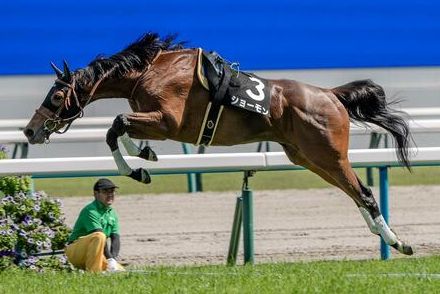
[61,186,440,266]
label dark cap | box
[93,178,118,191]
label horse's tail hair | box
[332,79,412,170]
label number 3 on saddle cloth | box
[196,49,271,146]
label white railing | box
[1,148,439,261]
[2,119,440,144]
[0,148,439,177]
[350,119,440,135]
[0,128,108,144]
[402,107,440,117]
[0,117,113,129]
[1,107,440,130]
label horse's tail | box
[332,79,411,170]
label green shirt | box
[68,200,120,243]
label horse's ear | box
[63,60,72,82]
[50,62,63,79]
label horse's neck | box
[82,73,140,103]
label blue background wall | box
[1,0,439,74]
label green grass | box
[2,256,440,293]
[33,166,440,197]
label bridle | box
[35,75,106,139]
[36,50,162,142]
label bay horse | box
[24,33,413,256]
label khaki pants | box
[65,232,109,272]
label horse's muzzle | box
[23,127,45,144]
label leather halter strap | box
[38,74,107,135]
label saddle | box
[196,49,270,146]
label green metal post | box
[379,166,391,260]
[366,167,374,187]
[256,141,270,152]
[12,144,19,159]
[195,173,203,192]
[242,187,254,264]
[257,142,263,152]
[30,178,35,194]
[195,145,206,192]
[227,197,243,266]
[366,133,382,186]
[182,143,197,193]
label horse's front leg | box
[119,133,158,162]
[106,113,161,184]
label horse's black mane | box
[75,32,185,89]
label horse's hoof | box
[401,244,414,255]
[128,168,151,184]
[391,241,414,255]
[139,146,158,161]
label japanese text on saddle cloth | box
[197,49,271,146]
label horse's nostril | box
[23,128,34,138]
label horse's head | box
[24,61,84,144]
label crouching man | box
[65,178,125,272]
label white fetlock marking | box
[112,150,132,175]
[120,133,140,156]
[359,207,379,235]
[374,215,398,245]
[395,240,404,251]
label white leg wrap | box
[374,215,398,245]
[120,133,140,156]
[112,150,132,175]
[359,207,379,235]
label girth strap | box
[196,52,232,146]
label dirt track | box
[61,186,440,266]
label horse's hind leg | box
[334,167,413,255]
[106,113,159,184]
[282,144,413,255]
[282,145,375,225]
[355,176,413,255]
[327,163,412,255]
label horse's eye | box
[52,92,64,105]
